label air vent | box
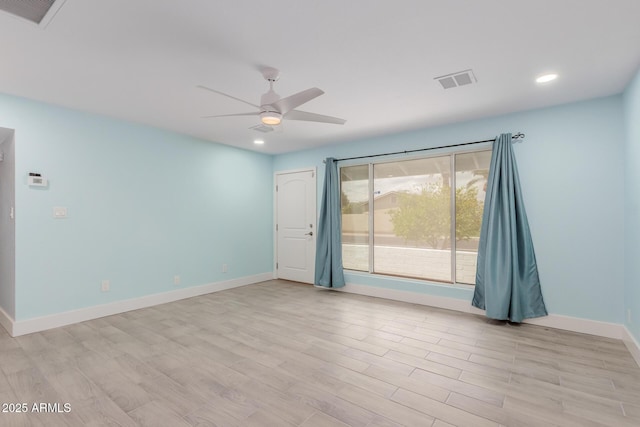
[249,124,275,133]
[435,69,477,89]
[0,0,66,26]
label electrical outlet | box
[174,275,181,285]
[222,263,228,273]
[101,280,110,292]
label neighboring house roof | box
[347,191,407,214]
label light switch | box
[53,207,68,219]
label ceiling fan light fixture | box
[260,112,282,126]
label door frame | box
[0,128,15,331]
[273,167,317,281]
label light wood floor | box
[1,280,640,427]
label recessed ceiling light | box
[536,73,558,84]
[254,139,264,145]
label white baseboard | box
[8,272,272,337]
[522,313,624,339]
[336,282,478,313]
[623,326,640,368]
[337,282,626,341]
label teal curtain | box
[472,134,547,322]
[315,158,345,288]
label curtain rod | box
[328,132,525,163]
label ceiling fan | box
[198,67,346,130]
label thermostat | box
[28,173,48,187]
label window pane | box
[373,157,451,282]
[455,151,491,284]
[340,165,369,271]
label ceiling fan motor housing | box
[260,89,280,110]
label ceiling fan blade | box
[197,85,260,109]
[272,88,324,114]
[201,112,260,119]
[285,110,346,125]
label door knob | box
[305,231,313,236]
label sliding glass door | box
[340,149,491,285]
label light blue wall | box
[275,96,626,324]
[0,93,274,321]
[624,67,640,341]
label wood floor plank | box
[362,336,429,358]
[300,411,351,427]
[459,370,565,413]
[363,364,450,403]
[241,408,297,427]
[229,358,299,392]
[384,350,462,379]
[278,358,350,395]
[365,415,406,427]
[303,345,371,373]
[0,348,33,376]
[0,369,11,394]
[233,379,317,425]
[286,382,378,427]
[622,402,640,420]
[445,392,553,427]
[68,394,138,426]
[44,367,103,403]
[399,336,471,360]
[437,338,514,362]
[316,361,399,399]
[342,348,415,376]
[137,374,207,417]
[426,352,511,382]
[390,388,499,427]
[127,400,192,427]
[510,372,631,412]
[337,383,436,426]
[82,371,152,414]
[562,398,638,427]
[182,393,255,426]
[5,367,61,405]
[410,368,505,407]
[503,395,611,427]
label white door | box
[276,169,316,284]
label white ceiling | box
[1,1,639,154]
